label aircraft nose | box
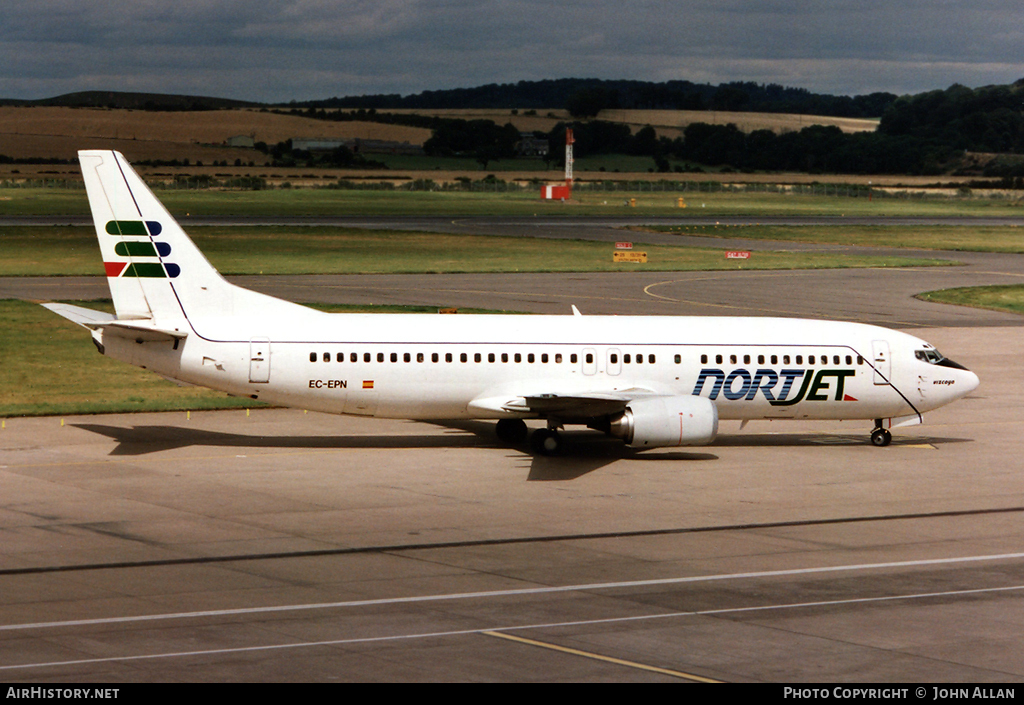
[962,368,980,394]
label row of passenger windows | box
[308,350,861,366]
[313,351,576,364]
[700,353,863,366]
[309,351,664,364]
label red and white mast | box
[565,128,574,193]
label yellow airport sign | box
[614,251,648,263]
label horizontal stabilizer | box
[42,302,187,342]
[41,302,115,328]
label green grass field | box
[0,299,262,417]
[0,225,947,277]
[3,185,1024,218]
[637,223,1024,253]
[916,285,1024,315]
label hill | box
[5,91,257,111]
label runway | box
[2,217,1023,681]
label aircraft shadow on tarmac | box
[72,422,968,482]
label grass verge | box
[3,185,1024,218]
[915,285,1024,316]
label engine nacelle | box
[608,396,718,448]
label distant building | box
[226,135,255,148]
[516,134,549,157]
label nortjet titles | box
[693,368,857,405]
[43,150,981,455]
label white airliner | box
[44,150,980,454]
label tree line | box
[297,78,898,119]
[286,80,1024,176]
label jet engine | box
[608,396,718,448]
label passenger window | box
[515,353,522,363]
[744,355,750,364]
[783,355,790,364]
[323,352,331,362]
[730,354,737,364]
[418,352,425,363]
[758,355,765,365]
[857,356,863,365]
[404,353,411,363]
[637,355,643,364]
[432,353,439,363]
[610,354,618,364]
[624,354,632,364]
[528,353,535,363]
[674,354,681,364]
[351,353,357,363]
[845,355,852,365]
[488,353,495,363]
[701,354,708,364]
[461,353,468,363]
[556,353,562,363]
[585,353,594,364]
[364,353,371,363]
[391,352,398,363]
[771,355,778,365]
[377,353,384,363]
[833,355,840,365]
[542,353,548,363]
[475,353,482,362]
[310,352,317,362]
[502,353,509,363]
[715,354,722,364]
[796,355,803,364]
[650,354,656,363]
[337,353,344,362]
[570,354,578,364]
[446,352,453,363]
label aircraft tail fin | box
[78,150,234,323]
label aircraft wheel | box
[870,428,892,447]
[530,428,562,456]
[495,418,528,444]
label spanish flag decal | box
[362,380,374,389]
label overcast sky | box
[1,1,1022,103]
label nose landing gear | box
[870,420,892,447]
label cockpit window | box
[915,348,968,370]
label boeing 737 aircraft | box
[44,150,980,454]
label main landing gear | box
[529,427,562,456]
[495,419,564,455]
[495,418,528,445]
[870,420,892,447]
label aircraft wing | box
[470,388,662,420]
[42,303,187,342]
